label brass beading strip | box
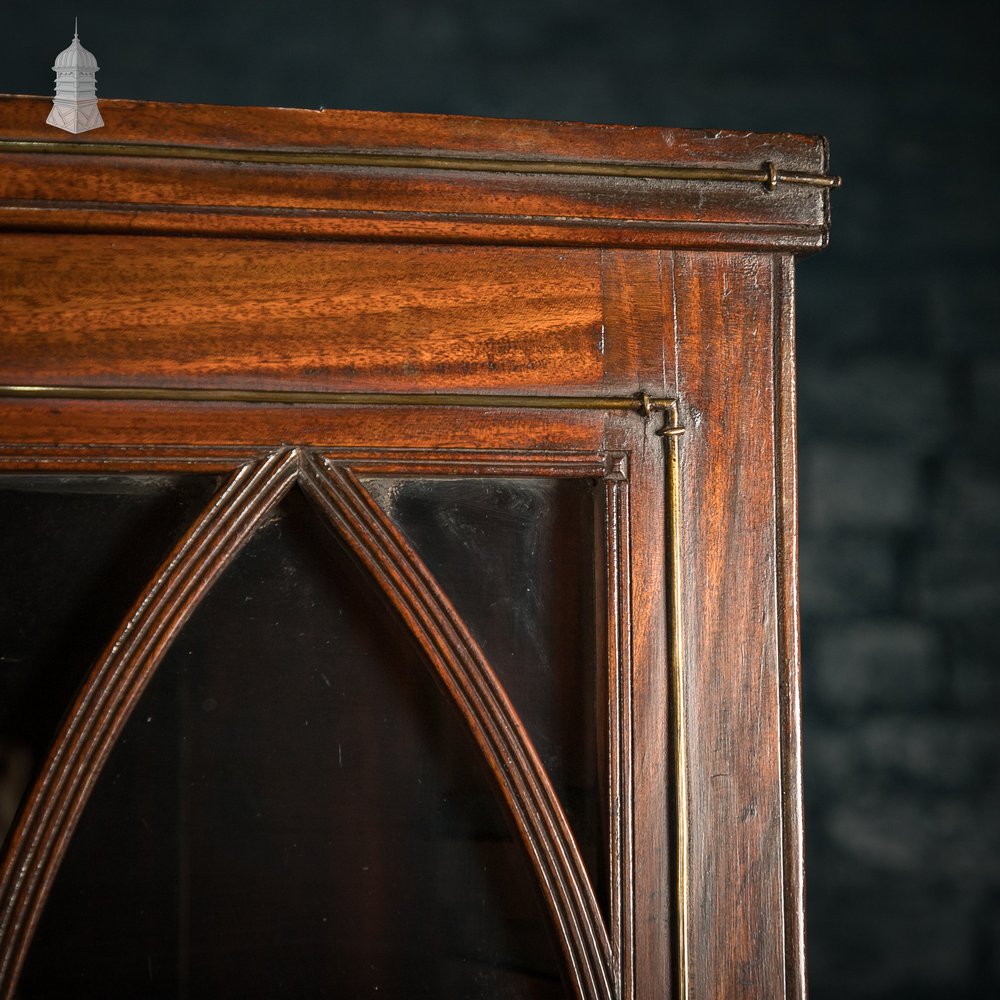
[663,402,689,1000]
[1,384,690,439]
[0,383,675,413]
[0,139,841,190]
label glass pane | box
[0,474,220,846]
[20,487,568,999]
[364,477,605,918]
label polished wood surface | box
[672,251,789,998]
[0,94,831,249]
[0,95,829,998]
[0,237,605,394]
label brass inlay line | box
[0,138,841,190]
[663,401,689,1000]
[0,383,679,416]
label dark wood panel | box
[0,92,825,996]
[671,251,787,999]
[0,237,604,394]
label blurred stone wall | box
[3,2,998,996]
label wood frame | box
[0,94,832,999]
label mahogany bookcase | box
[0,94,834,999]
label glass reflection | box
[364,476,606,919]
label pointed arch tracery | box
[0,447,615,1000]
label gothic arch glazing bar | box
[0,450,300,997]
[1,447,618,1000]
[298,455,615,1000]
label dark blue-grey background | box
[4,3,998,997]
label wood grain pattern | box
[671,250,787,999]
[0,95,831,250]
[0,152,826,228]
[604,474,635,998]
[0,451,300,997]
[0,398,609,456]
[600,249,671,397]
[0,236,604,394]
[0,205,827,252]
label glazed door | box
[0,395,680,1000]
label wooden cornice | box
[0,94,834,251]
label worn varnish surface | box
[0,95,825,167]
[671,251,791,999]
[0,96,827,999]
